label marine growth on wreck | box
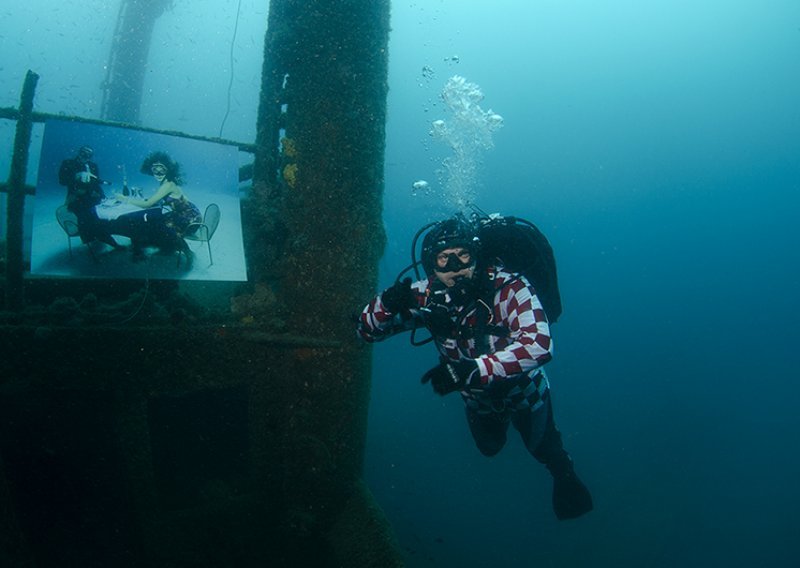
[0,1,402,566]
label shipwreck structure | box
[0,0,400,566]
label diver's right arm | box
[357,279,426,342]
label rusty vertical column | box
[251,0,397,560]
[101,0,171,123]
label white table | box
[95,199,148,220]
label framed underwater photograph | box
[29,119,247,281]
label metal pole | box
[4,70,38,312]
[250,1,399,563]
[101,0,171,123]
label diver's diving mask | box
[150,163,168,176]
[434,248,474,273]
[77,146,93,162]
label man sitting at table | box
[58,145,122,251]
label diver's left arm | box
[474,277,553,385]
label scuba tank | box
[471,211,562,323]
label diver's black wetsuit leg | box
[514,393,594,520]
[511,396,549,454]
[466,407,510,457]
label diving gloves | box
[380,277,416,315]
[421,359,481,396]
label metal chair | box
[55,204,83,259]
[184,203,221,266]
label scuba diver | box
[357,212,593,520]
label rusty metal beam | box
[4,70,39,311]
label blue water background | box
[373,2,800,566]
[1,1,798,566]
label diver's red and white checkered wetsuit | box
[358,267,553,415]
